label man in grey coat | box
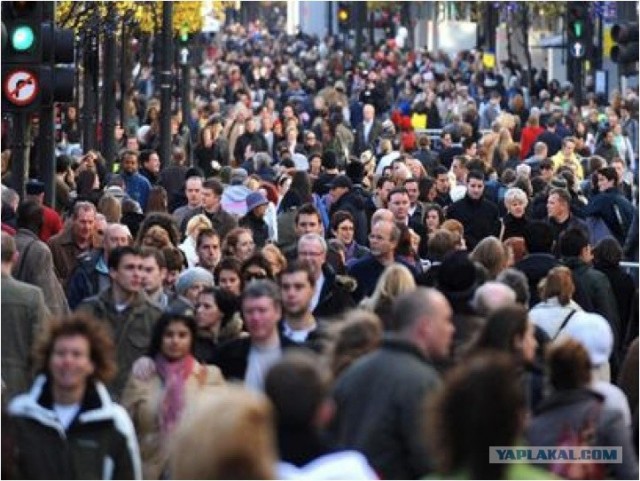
[1,233,49,400]
[331,288,455,479]
[12,200,69,316]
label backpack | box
[549,400,605,480]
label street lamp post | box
[159,1,174,169]
[102,5,117,173]
[180,47,192,165]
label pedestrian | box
[122,308,225,479]
[8,313,142,479]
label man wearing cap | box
[181,179,237,240]
[25,179,63,243]
[328,175,369,246]
[354,104,383,157]
[221,168,254,217]
[240,192,270,248]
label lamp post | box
[180,46,192,165]
[159,1,173,169]
[101,4,117,172]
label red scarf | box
[155,354,196,436]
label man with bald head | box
[332,287,454,479]
[354,103,383,156]
[347,218,415,302]
[67,223,132,309]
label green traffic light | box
[11,24,34,51]
[573,21,583,39]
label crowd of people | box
[1,17,639,480]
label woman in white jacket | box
[528,266,583,340]
[178,214,212,268]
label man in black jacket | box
[332,288,453,479]
[66,223,131,309]
[212,280,297,390]
[297,234,355,320]
[514,221,560,307]
[446,170,500,249]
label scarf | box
[155,354,196,436]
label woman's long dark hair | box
[148,312,197,358]
[424,352,525,480]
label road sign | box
[3,69,39,106]
[570,41,585,58]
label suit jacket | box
[212,333,298,382]
[353,120,383,156]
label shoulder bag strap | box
[553,309,578,341]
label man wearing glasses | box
[297,233,354,320]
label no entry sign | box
[3,69,39,107]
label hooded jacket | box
[8,375,142,479]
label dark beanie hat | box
[437,250,478,300]
[321,150,337,169]
[346,161,365,183]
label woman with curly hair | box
[135,212,181,248]
[221,227,255,263]
[8,314,142,479]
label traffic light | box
[178,22,190,45]
[1,1,44,112]
[566,2,590,60]
[337,2,351,32]
[611,23,639,75]
[1,2,74,113]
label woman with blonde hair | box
[97,194,122,223]
[170,386,277,479]
[441,219,467,250]
[261,243,287,278]
[179,214,212,268]
[501,187,530,241]
[469,236,508,280]
[222,227,255,263]
[360,263,416,329]
[528,266,582,339]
